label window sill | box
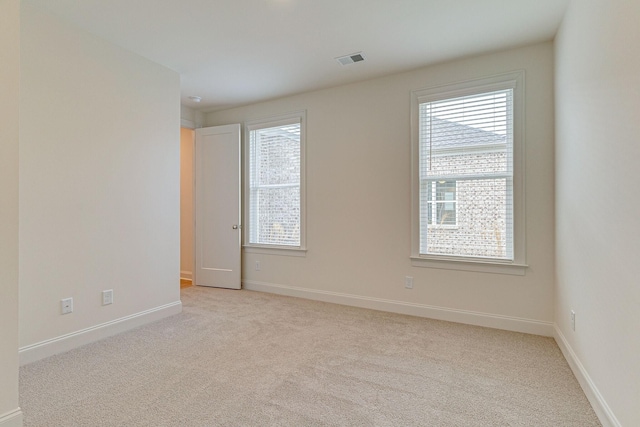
[410,255,527,276]
[244,245,307,257]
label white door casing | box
[194,124,241,289]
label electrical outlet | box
[255,261,261,271]
[405,276,414,289]
[102,289,113,306]
[61,298,73,314]
[571,310,576,331]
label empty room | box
[1,0,638,426]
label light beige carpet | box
[20,286,601,426]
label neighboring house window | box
[426,180,457,226]
[411,72,525,273]
[245,111,306,251]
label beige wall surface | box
[0,0,22,423]
[555,0,640,425]
[19,4,181,349]
[206,43,556,330]
[180,128,194,279]
[180,105,204,129]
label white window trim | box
[410,71,527,275]
[243,110,307,254]
[243,245,307,257]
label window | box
[426,180,457,226]
[245,111,306,253]
[411,72,526,274]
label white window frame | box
[243,111,307,257]
[410,72,527,275]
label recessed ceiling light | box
[188,96,202,103]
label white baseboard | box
[0,409,23,427]
[243,280,554,336]
[554,325,621,427]
[180,270,192,281]
[19,301,182,366]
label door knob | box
[232,225,239,229]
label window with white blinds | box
[411,72,524,270]
[246,112,305,249]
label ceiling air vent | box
[336,52,365,66]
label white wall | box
[555,0,640,425]
[0,0,23,424]
[206,43,556,335]
[181,105,204,129]
[19,3,181,361]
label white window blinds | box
[418,88,514,260]
[248,120,301,247]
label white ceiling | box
[25,0,569,112]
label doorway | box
[180,127,194,288]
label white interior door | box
[194,124,241,289]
